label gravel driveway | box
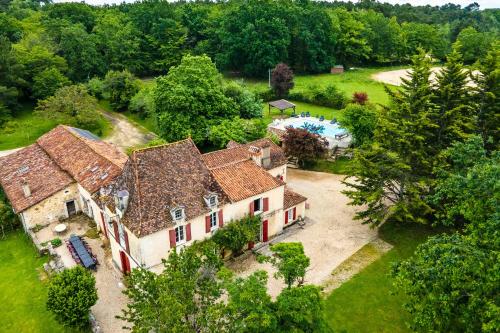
[372,67,479,87]
[228,169,378,297]
[101,111,157,152]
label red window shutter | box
[218,210,224,228]
[169,229,176,249]
[186,223,192,241]
[293,207,297,220]
[263,198,269,212]
[205,215,211,233]
[249,201,254,216]
[285,210,289,224]
[113,221,119,240]
[124,230,130,253]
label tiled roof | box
[105,139,228,237]
[37,125,127,194]
[210,159,284,202]
[0,144,74,213]
[202,138,286,170]
[283,187,307,209]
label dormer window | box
[170,207,185,223]
[116,190,129,212]
[204,194,218,209]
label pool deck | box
[269,117,352,148]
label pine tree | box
[473,42,499,152]
[432,46,474,151]
[344,50,436,225]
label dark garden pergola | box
[268,99,296,117]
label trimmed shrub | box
[212,215,261,256]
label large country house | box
[0,125,306,273]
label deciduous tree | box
[32,67,70,100]
[340,104,377,146]
[103,70,140,111]
[283,127,328,166]
[46,266,98,328]
[271,63,294,98]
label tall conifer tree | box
[432,46,473,151]
[344,50,436,225]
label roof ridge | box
[61,125,124,170]
[132,138,195,154]
[131,155,144,236]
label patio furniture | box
[69,235,96,270]
[300,112,305,117]
[54,223,67,234]
[319,116,325,122]
[305,112,310,117]
[268,99,296,117]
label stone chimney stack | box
[22,181,31,197]
[261,144,271,169]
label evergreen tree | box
[344,51,436,225]
[432,46,474,151]
[473,42,499,152]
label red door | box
[262,220,269,242]
[120,250,131,274]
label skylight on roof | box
[100,173,108,180]
[70,127,100,141]
[18,165,29,174]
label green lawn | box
[323,222,444,333]
[0,102,113,151]
[0,103,59,150]
[230,66,403,106]
[0,230,75,333]
[302,157,354,175]
[262,100,344,124]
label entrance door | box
[120,250,131,274]
[66,200,77,216]
[261,220,269,242]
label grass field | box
[0,103,59,150]
[323,222,445,333]
[302,157,354,175]
[0,103,113,151]
[0,230,76,333]
[230,66,403,106]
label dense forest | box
[1,0,499,123]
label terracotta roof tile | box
[103,139,228,237]
[202,138,286,170]
[0,144,74,213]
[37,125,127,194]
[283,187,307,209]
[210,160,284,202]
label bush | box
[103,70,140,111]
[47,266,98,328]
[209,117,267,148]
[35,84,108,136]
[352,91,368,105]
[223,81,263,119]
[86,77,106,99]
[212,215,261,256]
[290,84,347,109]
[51,238,62,247]
[339,103,378,146]
[129,84,156,119]
[32,67,71,100]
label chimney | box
[261,144,271,169]
[22,181,31,197]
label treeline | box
[1,0,498,118]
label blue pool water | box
[287,119,347,138]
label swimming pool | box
[268,116,352,148]
[286,118,347,137]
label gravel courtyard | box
[228,168,378,297]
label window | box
[210,212,218,230]
[170,207,185,222]
[287,209,293,221]
[175,225,186,244]
[205,194,218,208]
[209,196,217,207]
[253,198,262,214]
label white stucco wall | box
[267,165,287,181]
[20,183,80,230]
[77,185,105,232]
[284,201,306,226]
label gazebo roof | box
[268,99,295,110]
